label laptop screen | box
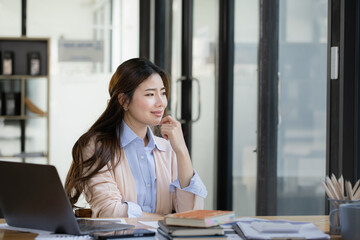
[0,161,82,234]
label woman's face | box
[124,73,168,128]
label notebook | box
[0,161,133,235]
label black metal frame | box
[139,0,151,59]
[180,0,193,154]
[21,0,27,158]
[21,0,26,36]
[327,0,359,184]
[154,0,165,69]
[256,0,279,216]
[355,0,360,180]
[216,0,234,211]
[327,0,341,182]
[139,0,172,106]
[161,0,173,75]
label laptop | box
[0,161,134,235]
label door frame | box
[326,0,360,195]
[256,0,279,216]
[216,0,235,211]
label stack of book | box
[157,210,235,239]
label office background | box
[0,0,359,217]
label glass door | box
[232,0,259,216]
[170,0,329,214]
[276,0,328,215]
[191,0,218,211]
[233,0,328,216]
[171,0,218,210]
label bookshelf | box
[0,37,50,164]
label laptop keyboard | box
[77,219,133,234]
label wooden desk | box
[0,216,342,240]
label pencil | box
[345,181,353,200]
[352,179,360,196]
[339,175,345,199]
[321,181,334,199]
[326,177,340,200]
[354,185,360,200]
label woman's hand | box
[160,115,187,155]
[160,115,193,188]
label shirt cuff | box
[125,201,142,218]
[169,170,208,198]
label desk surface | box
[0,216,342,240]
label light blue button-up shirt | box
[119,121,207,217]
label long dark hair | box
[65,58,170,207]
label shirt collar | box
[120,121,138,148]
[120,121,165,151]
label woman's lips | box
[152,111,163,117]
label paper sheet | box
[138,221,159,231]
[234,218,330,239]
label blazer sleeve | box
[170,149,205,212]
[82,139,129,218]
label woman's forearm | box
[175,149,194,189]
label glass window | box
[277,0,328,215]
[232,0,259,216]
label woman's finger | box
[160,115,177,125]
[160,116,171,125]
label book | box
[164,210,236,228]
[158,220,225,236]
[157,228,227,240]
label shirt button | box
[140,155,144,159]
[147,183,150,187]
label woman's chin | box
[148,119,161,127]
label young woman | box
[65,58,207,218]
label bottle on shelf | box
[2,51,14,75]
[28,52,41,76]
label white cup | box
[329,202,360,239]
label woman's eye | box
[145,93,154,96]
[162,92,166,95]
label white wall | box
[27,0,108,187]
[0,0,139,200]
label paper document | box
[250,221,301,233]
[138,221,158,230]
[233,217,330,240]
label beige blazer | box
[83,136,204,218]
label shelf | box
[0,75,49,79]
[0,37,50,164]
[0,152,48,158]
[0,114,48,120]
[0,36,49,41]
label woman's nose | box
[156,93,166,106]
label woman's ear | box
[117,93,129,109]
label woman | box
[65,58,207,218]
